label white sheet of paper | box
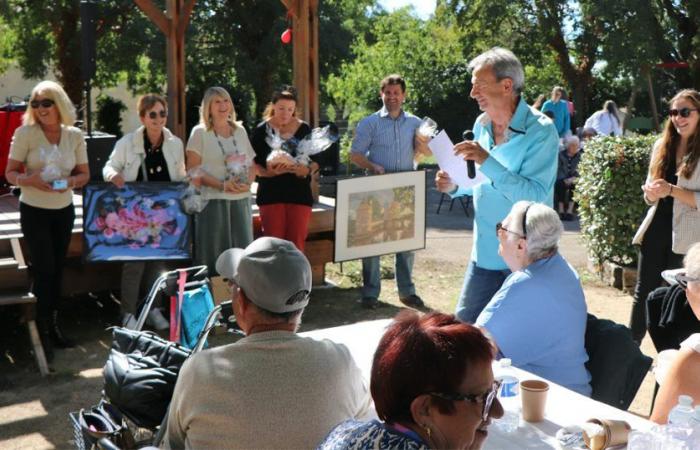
[428,130,487,189]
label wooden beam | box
[166,0,187,141]
[134,0,170,36]
[291,0,319,126]
[177,0,196,40]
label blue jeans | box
[362,252,415,299]
[455,261,510,323]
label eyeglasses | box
[429,380,502,422]
[30,99,55,109]
[669,108,698,118]
[676,273,700,289]
[496,203,531,239]
[147,110,167,119]
[496,222,524,238]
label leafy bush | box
[574,134,658,267]
[95,94,127,138]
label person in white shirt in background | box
[584,100,623,137]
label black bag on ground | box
[103,327,191,429]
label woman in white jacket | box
[103,93,186,329]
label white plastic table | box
[302,319,654,449]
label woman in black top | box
[250,86,316,251]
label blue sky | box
[377,0,436,20]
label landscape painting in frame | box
[334,171,426,262]
[83,182,191,261]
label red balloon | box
[281,27,292,44]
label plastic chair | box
[436,193,471,216]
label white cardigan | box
[102,126,186,182]
[633,139,700,254]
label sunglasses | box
[676,273,700,289]
[147,110,167,119]
[30,99,55,109]
[429,379,502,422]
[669,108,698,118]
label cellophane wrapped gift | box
[294,125,339,165]
[40,144,74,182]
[181,166,209,214]
[225,152,252,185]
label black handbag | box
[103,327,191,429]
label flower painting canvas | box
[83,183,191,261]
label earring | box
[422,424,432,440]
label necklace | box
[213,126,239,155]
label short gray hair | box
[564,135,580,149]
[685,243,700,280]
[509,201,563,261]
[468,47,525,96]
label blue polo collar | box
[507,97,529,135]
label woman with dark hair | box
[5,80,90,360]
[318,311,503,450]
[250,86,316,251]
[584,100,622,137]
[630,89,700,343]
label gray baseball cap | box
[215,237,312,313]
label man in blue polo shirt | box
[350,74,428,310]
[435,47,559,323]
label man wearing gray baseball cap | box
[164,237,373,450]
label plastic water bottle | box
[668,395,695,427]
[494,358,519,433]
[687,407,700,448]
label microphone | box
[463,130,476,179]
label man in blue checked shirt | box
[435,47,559,323]
[350,74,429,310]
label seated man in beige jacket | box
[163,237,373,449]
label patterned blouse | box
[317,419,430,450]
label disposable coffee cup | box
[520,379,549,422]
[582,418,631,450]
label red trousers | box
[259,203,312,251]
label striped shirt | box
[351,107,421,173]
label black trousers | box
[629,211,683,342]
[19,202,75,322]
[554,179,575,207]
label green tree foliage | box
[95,94,127,138]
[326,8,478,142]
[443,0,700,124]
[0,1,147,106]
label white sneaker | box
[147,309,170,331]
[122,313,138,330]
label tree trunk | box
[53,8,83,111]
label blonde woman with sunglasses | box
[102,93,186,329]
[4,80,90,362]
[631,89,700,344]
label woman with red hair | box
[318,311,503,450]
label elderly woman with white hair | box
[555,135,582,221]
[475,201,592,396]
[651,242,700,423]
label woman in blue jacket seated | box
[318,311,503,450]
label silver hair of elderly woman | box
[510,201,564,261]
[467,47,525,96]
[685,243,700,280]
[564,135,580,149]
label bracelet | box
[448,185,459,195]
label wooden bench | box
[0,291,49,376]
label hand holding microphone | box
[462,130,476,179]
[454,130,488,179]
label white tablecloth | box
[302,319,654,449]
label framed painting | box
[334,171,426,262]
[82,182,191,262]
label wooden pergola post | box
[284,0,319,126]
[134,0,195,141]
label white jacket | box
[102,126,186,182]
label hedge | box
[574,134,658,267]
